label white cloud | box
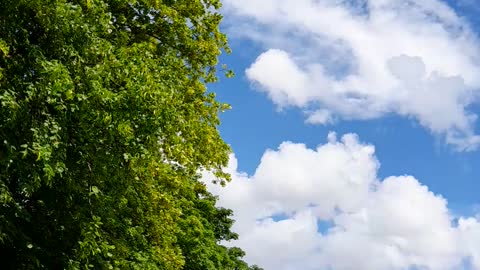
[203,133,480,270]
[223,0,480,150]
[323,176,461,270]
[305,109,334,124]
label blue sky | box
[203,1,480,269]
[213,46,480,214]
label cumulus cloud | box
[223,0,480,150]
[203,133,480,270]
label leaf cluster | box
[0,0,261,269]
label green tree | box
[0,0,261,269]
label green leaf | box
[0,39,9,56]
[90,186,100,195]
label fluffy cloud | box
[203,133,480,270]
[222,0,480,150]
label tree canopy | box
[0,0,260,269]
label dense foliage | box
[0,0,260,269]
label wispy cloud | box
[222,0,480,150]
